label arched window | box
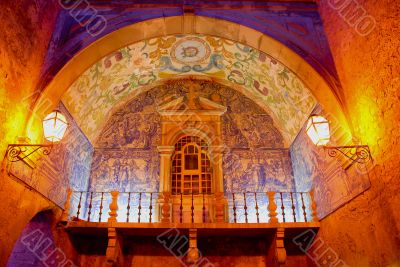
[172,136,212,195]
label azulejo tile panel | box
[90,80,288,194]
[290,105,371,219]
[62,34,316,145]
[8,103,93,207]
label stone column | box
[209,145,225,193]
[210,145,226,222]
[157,146,175,192]
[157,146,174,223]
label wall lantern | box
[43,110,68,142]
[5,110,68,163]
[306,115,372,165]
[306,115,330,146]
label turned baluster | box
[99,192,104,222]
[180,192,183,223]
[309,190,319,222]
[108,191,119,223]
[61,188,72,222]
[191,192,194,223]
[254,192,259,223]
[202,192,206,223]
[232,193,237,223]
[290,192,296,222]
[149,193,153,223]
[77,192,83,219]
[243,192,248,223]
[87,192,93,222]
[280,192,286,223]
[300,192,307,222]
[138,192,142,223]
[267,192,278,223]
[126,192,131,223]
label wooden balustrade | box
[65,190,318,224]
[108,191,119,223]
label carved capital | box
[157,145,175,155]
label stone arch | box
[26,16,351,144]
[169,128,214,148]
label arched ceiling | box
[61,34,316,146]
[42,1,341,96]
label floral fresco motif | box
[62,35,316,144]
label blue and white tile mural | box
[290,104,371,219]
[89,80,293,193]
[8,103,93,208]
[90,150,160,192]
[85,80,295,222]
[223,150,294,192]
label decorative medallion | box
[170,37,211,65]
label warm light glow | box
[306,115,330,146]
[42,111,68,142]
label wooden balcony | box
[62,190,320,266]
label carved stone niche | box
[156,81,228,223]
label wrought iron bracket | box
[5,143,53,163]
[323,145,373,165]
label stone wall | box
[0,0,61,265]
[310,0,400,265]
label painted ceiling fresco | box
[42,1,339,92]
[62,34,316,146]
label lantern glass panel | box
[43,111,68,142]
[306,115,330,146]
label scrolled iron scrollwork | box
[324,145,372,165]
[5,144,53,162]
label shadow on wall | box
[7,209,75,267]
[7,210,55,267]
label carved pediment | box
[157,96,227,116]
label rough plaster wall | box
[312,0,400,265]
[0,0,61,265]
